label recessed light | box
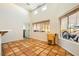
[42,5,47,11]
[34,10,38,15]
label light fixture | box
[34,10,38,15]
[42,5,47,11]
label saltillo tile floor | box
[2,39,73,56]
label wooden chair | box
[47,33,58,45]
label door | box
[25,23,30,39]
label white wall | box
[0,4,30,43]
[30,3,79,55]
[30,3,79,41]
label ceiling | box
[15,3,46,11]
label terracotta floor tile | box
[42,49,50,54]
[15,51,25,56]
[8,54,15,56]
[51,49,58,53]
[48,52,56,56]
[13,49,20,53]
[4,50,14,56]
[65,51,73,56]
[39,52,47,56]
[2,44,9,48]
[2,39,72,56]
[24,51,37,56]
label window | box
[60,7,79,43]
[61,17,68,31]
[33,20,50,33]
[33,24,37,31]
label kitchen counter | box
[0,30,9,56]
[0,31,8,36]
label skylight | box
[15,3,46,11]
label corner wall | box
[0,4,30,43]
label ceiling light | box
[42,5,47,11]
[34,10,38,15]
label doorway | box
[23,23,30,39]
